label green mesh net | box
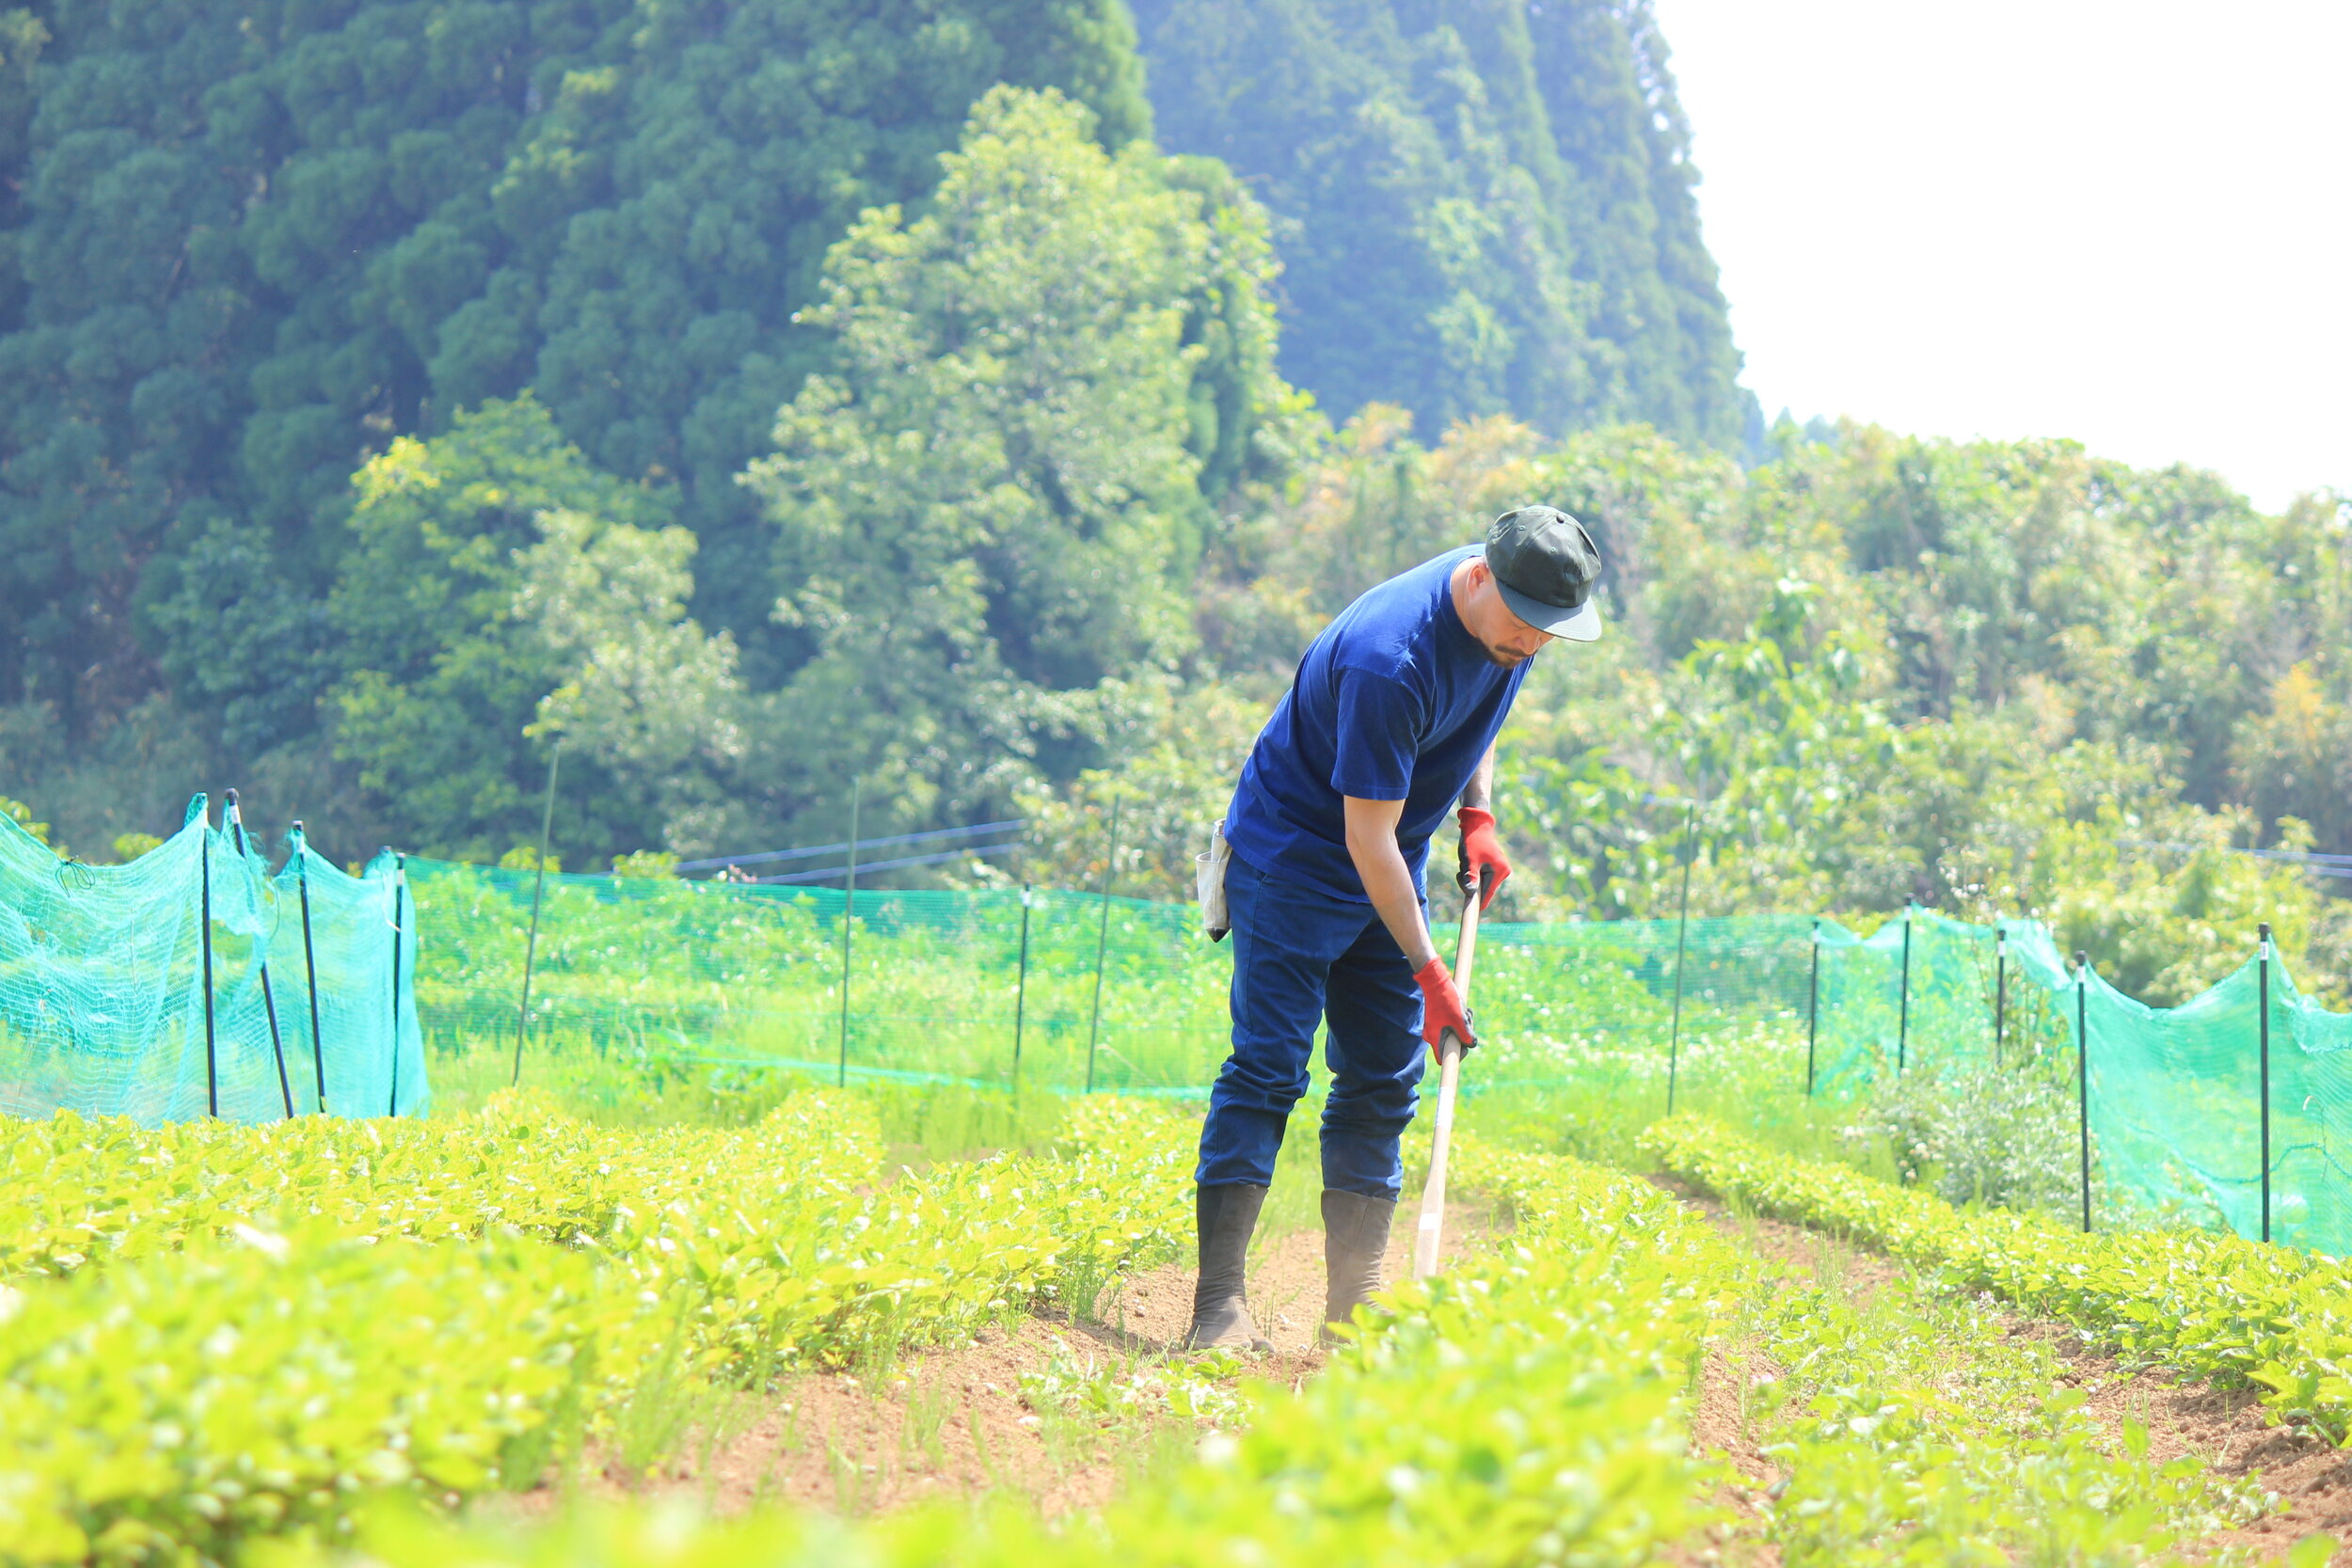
[403,861,2352,1253]
[0,795,423,1123]
[1810,911,2352,1254]
[405,857,1820,1098]
[9,822,2345,1255]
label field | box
[8,858,2344,1564]
[6,1031,2352,1568]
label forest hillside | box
[0,1,2343,993]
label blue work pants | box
[1195,856,1426,1200]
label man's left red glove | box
[1412,958,1476,1052]
[1455,807,1510,911]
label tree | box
[0,0,1153,766]
[1129,0,1743,449]
[736,86,1303,844]
[326,396,739,861]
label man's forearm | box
[1459,744,1495,813]
[1346,822,1438,971]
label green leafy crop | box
[1645,1111,2352,1446]
[0,1091,1195,1562]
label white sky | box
[1651,0,2350,511]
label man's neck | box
[1446,557,1476,623]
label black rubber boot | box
[1320,1188,1397,1346]
[1184,1182,1273,1353]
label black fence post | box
[1897,904,1913,1073]
[388,854,405,1117]
[294,822,326,1114]
[258,967,293,1118]
[2074,949,2091,1234]
[1085,795,1121,1095]
[511,739,561,1088]
[1011,884,1032,1089]
[1666,800,1695,1115]
[2259,921,2274,1244]
[1994,925,2008,1069]
[838,779,859,1090]
[226,792,295,1119]
[1804,919,1820,1099]
[200,796,218,1119]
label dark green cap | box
[1486,506,1602,641]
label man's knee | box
[1212,1050,1312,1113]
[1323,1078,1419,1135]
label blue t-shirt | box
[1224,547,1529,902]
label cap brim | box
[1498,580,1602,642]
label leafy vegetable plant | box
[1645,1111,2352,1444]
[0,1091,1195,1563]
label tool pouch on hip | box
[1196,819,1232,942]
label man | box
[1187,505,1604,1351]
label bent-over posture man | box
[1186,506,1605,1351]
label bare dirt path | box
[566,1195,1490,1522]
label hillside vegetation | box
[0,0,1724,843]
[1132,0,1744,448]
[0,1,2342,994]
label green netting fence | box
[1811,909,2352,1253]
[406,861,2352,1254]
[0,796,423,1124]
[8,827,2349,1258]
[404,857,1820,1096]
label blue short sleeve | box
[1329,665,1422,800]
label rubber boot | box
[1184,1183,1273,1353]
[1319,1188,1397,1347]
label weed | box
[1052,1255,1118,1324]
[824,1434,866,1515]
[612,1290,714,1480]
[964,1388,1002,1489]
[497,1350,591,1492]
[1842,1058,2083,1213]
[901,1380,952,1472]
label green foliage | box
[243,1126,2290,1568]
[1132,0,1743,450]
[609,849,678,879]
[0,0,1152,757]
[0,0,2334,1015]
[1049,412,2352,999]
[1010,679,1271,895]
[1732,1247,2266,1562]
[253,1130,1733,1568]
[735,87,1304,845]
[0,1089,1198,1561]
[1838,1058,2082,1212]
[0,796,49,849]
[1646,1113,2352,1446]
[107,832,162,863]
[325,396,738,861]
[0,1224,645,1564]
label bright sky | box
[1651,0,2351,511]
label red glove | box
[1455,807,1510,910]
[1412,958,1477,1053]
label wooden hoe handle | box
[1411,868,1485,1280]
